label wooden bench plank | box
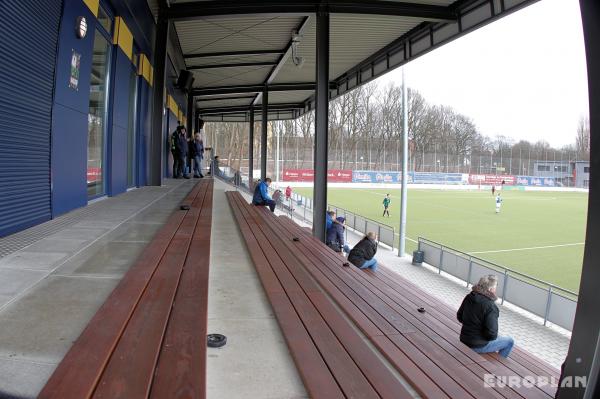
[278,214,553,395]
[272,213,548,399]
[92,185,209,399]
[150,180,214,399]
[269,214,480,399]
[230,194,386,399]
[225,193,345,399]
[38,182,206,399]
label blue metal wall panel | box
[137,78,151,186]
[50,0,97,217]
[0,0,62,237]
[51,103,88,216]
[108,49,134,196]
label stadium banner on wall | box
[469,174,516,185]
[412,172,464,184]
[352,170,413,183]
[516,176,556,186]
[282,169,352,182]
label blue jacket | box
[252,180,272,204]
[326,222,345,248]
[191,140,204,158]
[326,213,333,230]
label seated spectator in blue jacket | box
[348,232,378,271]
[326,210,336,230]
[326,216,350,254]
[457,275,514,358]
[252,178,276,212]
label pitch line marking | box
[468,242,584,254]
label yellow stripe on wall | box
[83,0,99,17]
[113,17,133,61]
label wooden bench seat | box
[227,191,558,399]
[275,214,559,399]
[39,179,213,399]
[226,191,414,399]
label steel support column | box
[248,109,254,188]
[312,12,329,242]
[557,1,600,398]
[149,14,170,185]
[261,87,268,180]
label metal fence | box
[418,237,578,331]
[287,192,396,248]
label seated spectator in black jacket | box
[457,275,514,358]
[348,232,378,271]
[326,216,350,254]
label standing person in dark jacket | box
[348,232,378,271]
[252,177,276,212]
[326,216,350,254]
[176,127,190,179]
[457,275,514,358]
[191,132,204,178]
[170,126,181,178]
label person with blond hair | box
[348,232,378,271]
[457,275,514,358]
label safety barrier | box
[417,237,578,331]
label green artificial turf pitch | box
[293,187,587,292]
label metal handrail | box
[418,236,578,299]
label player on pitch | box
[382,194,391,217]
[495,193,502,214]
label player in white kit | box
[495,194,502,214]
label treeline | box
[203,81,590,175]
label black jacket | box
[348,237,377,267]
[456,290,499,348]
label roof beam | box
[167,1,457,22]
[197,103,304,115]
[192,82,336,96]
[252,16,312,106]
[188,61,277,70]
[196,95,257,102]
[184,49,285,59]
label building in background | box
[533,161,590,188]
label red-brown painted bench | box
[228,190,559,399]
[226,191,413,399]
[39,179,213,399]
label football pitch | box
[292,187,588,292]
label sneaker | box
[193,175,200,178]
[184,175,191,179]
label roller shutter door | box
[0,0,62,237]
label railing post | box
[438,247,443,274]
[501,269,509,305]
[377,224,381,246]
[466,257,473,287]
[544,286,553,326]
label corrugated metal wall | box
[0,0,62,237]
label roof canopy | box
[147,0,537,121]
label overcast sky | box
[380,0,588,148]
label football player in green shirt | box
[382,194,391,217]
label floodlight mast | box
[399,67,409,257]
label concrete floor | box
[206,180,307,399]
